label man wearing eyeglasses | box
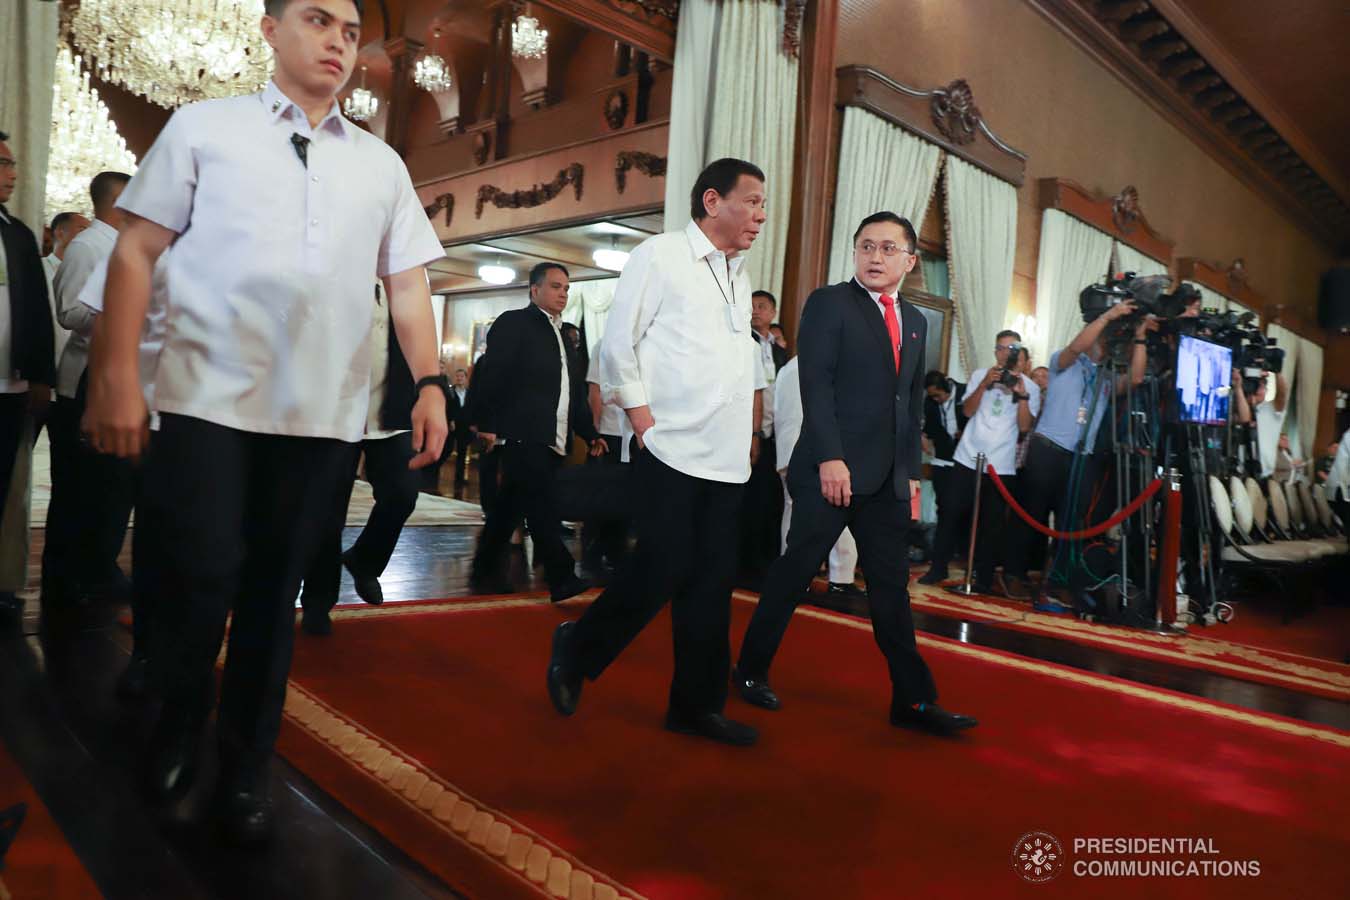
[733,211,978,737]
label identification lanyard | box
[706,257,745,332]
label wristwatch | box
[415,374,451,399]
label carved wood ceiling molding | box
[836,66,1029,187]
[1176,256,1267,312]
[533,0,679,62]
[1038,178,1175,263]
[1025,0,1349,247]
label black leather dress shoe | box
[547,622,583,716]
[115,654,151,700]
[731,666,780,711]
[664,711,758,746]
[916,568,948,586]
[216,783,275,845]
[301,609,332,636]
[342,553,384,605]
[890,703,978,736]
[549,575,589,604]
[0,592,21,628]
[145,718,204,805]
[827,582,867,602]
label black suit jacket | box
[922,380,967,462]
[0,207,56,386]
[787,279,926,499]
[472,305,598,448]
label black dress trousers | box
[146,413,355,778]
[569,447,744,717]
[737,468,938,708]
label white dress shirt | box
[43,253,72,365]
[365,296,411,441]
[773,356,802,473]
[77,253,167,428]
[1326,428,1350,502]
[0,208,23,394]
[114,79,444,442]
[538,304,571,455]
[1254,401,1287,479]
[585,348,626,437]
[599,219,764,483]
[953,367,1041,476]
[53,218,118,398]
[754,331,777,437]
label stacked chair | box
[1208,476,1346,622]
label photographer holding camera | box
[1252,371,1291,479]
[1001,300,1152,605]
[918,330,1039,592]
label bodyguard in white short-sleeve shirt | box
[82,0,450,843]
[115,79,444,441]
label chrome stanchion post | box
[946,452,986,597]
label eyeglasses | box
[0,159,16,170]
[854,240,912,257]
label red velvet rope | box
[984,464,1163,540]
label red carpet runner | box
[899,579,1350,701]
[279,595,1350,899]
[0,742,101,900]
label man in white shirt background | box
[1252,372,1290,479]
[742,289,787,581]
[581,333,631,576]
[547,158,769,747]
[84,0,447,844]
[918,331,1040,594]
[43,172,133,618]
[42,211,88,371]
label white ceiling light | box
[478,264,516,285]
[592,248,630,272]
[343,65,378,122]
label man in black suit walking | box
[443,366,472,494]
[734,212,977,736]
[469,262,604,601]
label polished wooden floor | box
[2,498,1347,898]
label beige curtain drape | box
[1033,210,1114,365]
[945,156,1018,375]
[704,0,799,300]
[0,0,59,230]
[826,108,943,285]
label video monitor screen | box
[1175,334,1233,426]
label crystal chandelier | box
[70,0,273,109]
[414,29,452,93]
[512,15,548,60]
[344,65,379,122]
[46,47,139,222]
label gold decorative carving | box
[614,150,665,193]
[475,163,585,218]
[930,78,981,146]
[1111,185,1141,233]
[423,193,454,227]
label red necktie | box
[880,294,901,373]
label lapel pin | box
[271,101,281,113]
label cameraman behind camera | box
[1001,299,1152,605]
[918,331,1039,592]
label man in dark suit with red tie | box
[734,212,977,736]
